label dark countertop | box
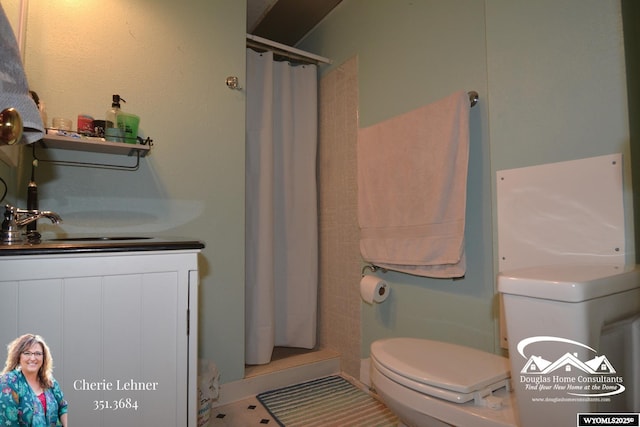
[0,236,205,256]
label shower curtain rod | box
[246,34,333,65]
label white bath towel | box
[357,90,470,278]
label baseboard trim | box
[213,355,341,407]
[360,357,371,388]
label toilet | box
[370,338,518,427]
[369,155,640,426]
[499,263,640,426]
[370,264,640,427]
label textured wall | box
[317,56,361,378]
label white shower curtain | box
[245,48,318,365]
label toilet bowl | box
[371,264,640,427]
[370,337,518,427]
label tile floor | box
[210,395,276,426]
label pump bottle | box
[105,94,124,142]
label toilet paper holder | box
[361,264,387,277]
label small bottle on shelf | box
[105,94,125,142]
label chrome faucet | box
[1,204,62,244]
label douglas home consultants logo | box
[517,336,625,400]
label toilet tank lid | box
[498,264,640,302]
[370,338,509,394]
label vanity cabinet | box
[0,249,200,426]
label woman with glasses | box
[0,334,68,426]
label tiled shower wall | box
[317,56,362,379]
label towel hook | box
[468,91,479,107]
[226,76,241,90]
[361,264,388,277]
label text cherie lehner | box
[73,378,159,391]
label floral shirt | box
[0,369,67,426]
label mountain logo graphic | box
[520,352,616,375]
[516,336,625,398]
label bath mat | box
[257,375,398,427]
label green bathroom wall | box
[486,1,633,259]
[300,0,631,357]
[17,0,248,383]
[0,160,16,202]
[622,0,640,262]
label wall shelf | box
[34,132,152,171]
[40,132,151,157]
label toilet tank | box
[497,264,639,302]
[498,264,640,425]
[495,154,631,349]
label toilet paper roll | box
[360,274,389,304]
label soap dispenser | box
[105,94,124,142]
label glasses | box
[22,351,43,358]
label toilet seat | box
[371,338,510,404]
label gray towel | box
[0,4,43,144]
